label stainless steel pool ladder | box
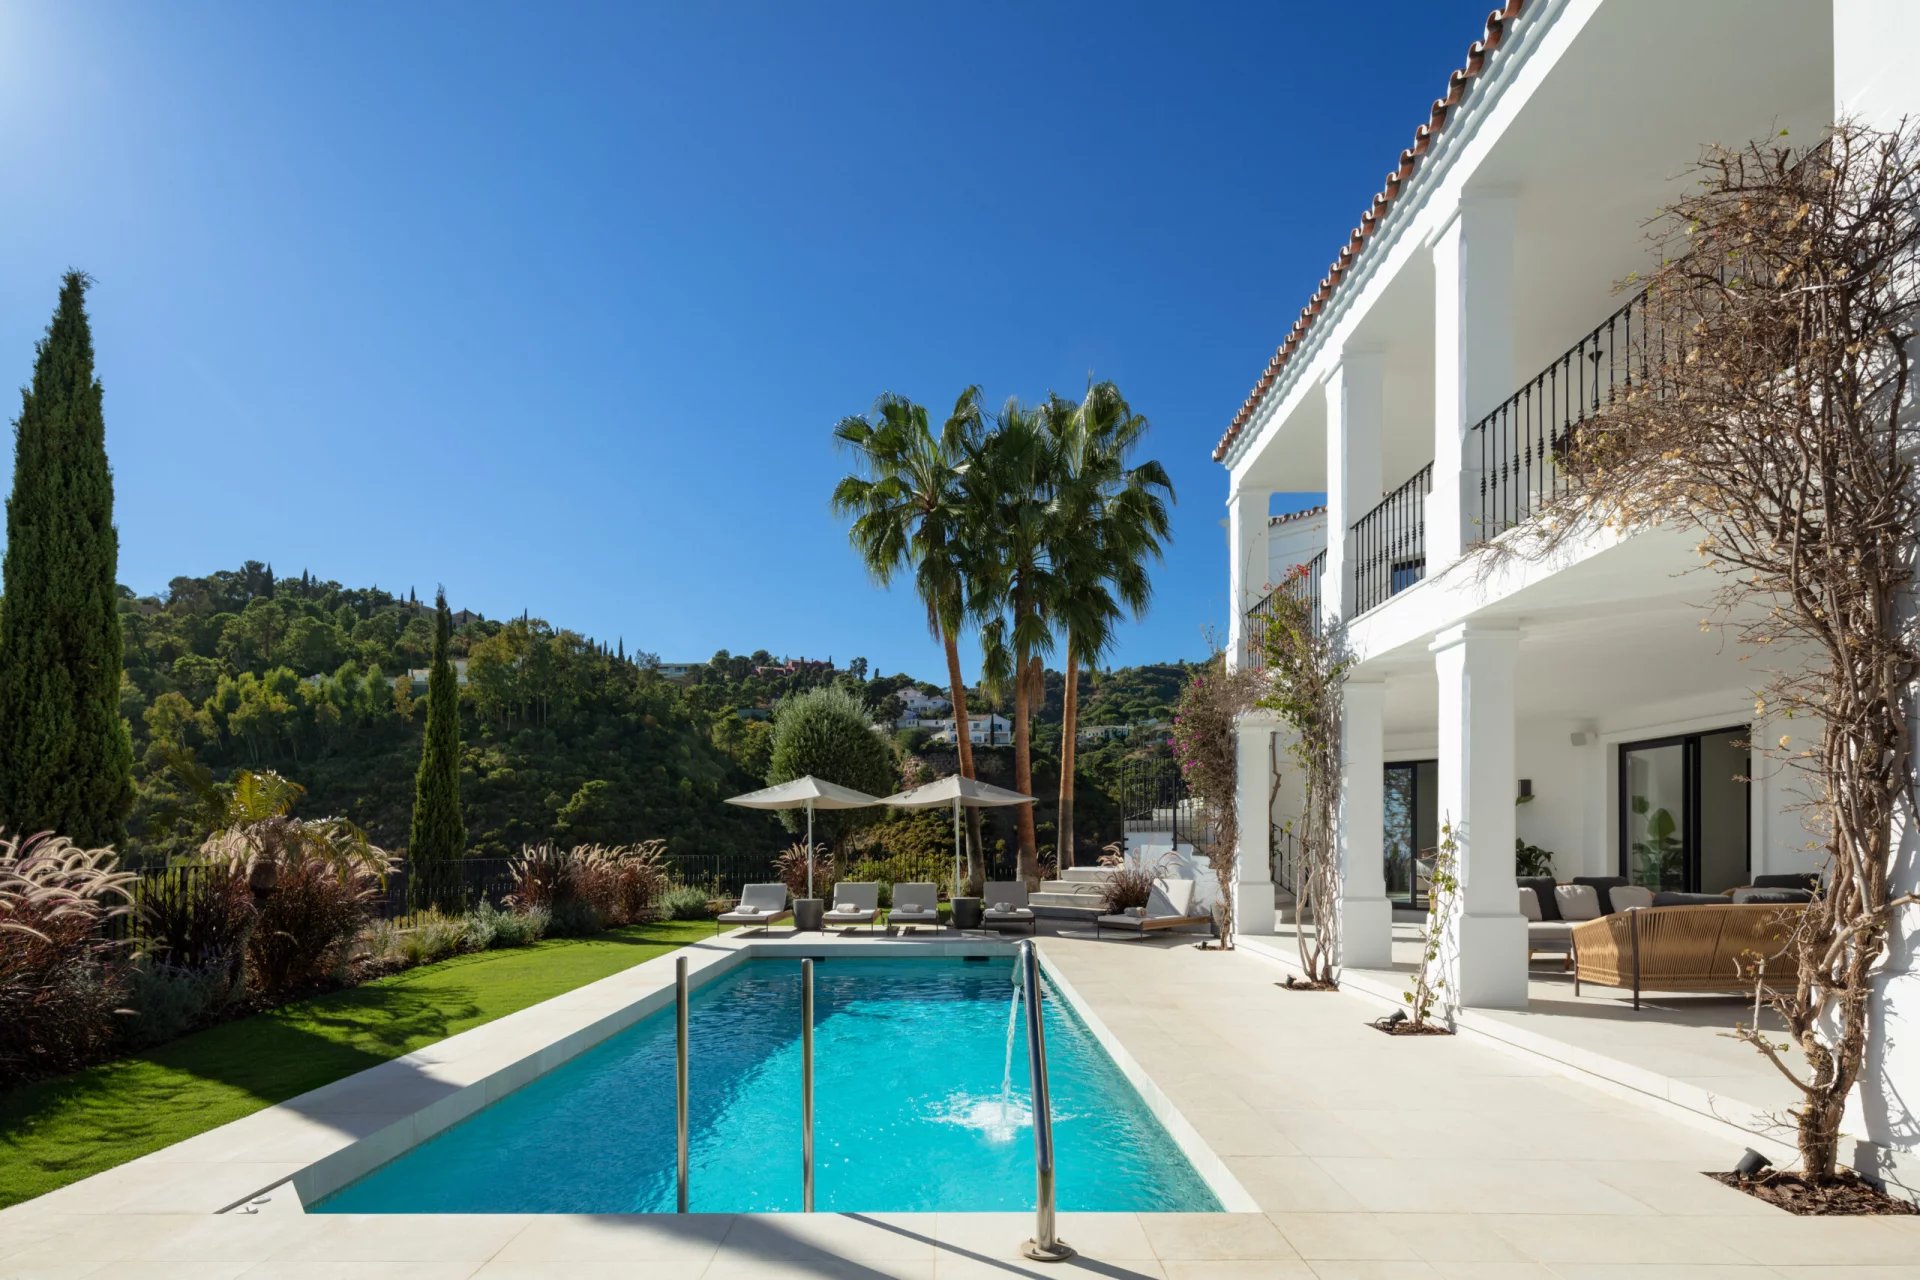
[1019,939,1074,1263]
[801,957,816,1212]
[675,956,689,1212]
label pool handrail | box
[1019,939,1075,1263]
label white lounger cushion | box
[721,883,789,920]
[891,883,939,916]
[824,883,879,919]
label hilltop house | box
[1218,0,1915,1184]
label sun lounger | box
[1095,877,1212,938]
[823,882,881,931]
[888,881,942,931]
[981,882,1036,934]
[717,882,792,933]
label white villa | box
[1220,0,1916,1186]
[923,712,1013,746]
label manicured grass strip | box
[0,920,710,1210]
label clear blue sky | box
[1,1,1485,684]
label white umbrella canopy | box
[877,775,1034,894]
[725,775,882,898]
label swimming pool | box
[313,955,1221,1214]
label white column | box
[1233,712,1279,935]
[1835,0,1920,1195]
[1430,190,1516,566]
[1226,485,1271,670]
[1323,353,1385,623]
[1431,622,1527,1009]
[1336,680,1392,967]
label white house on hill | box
[1218,0,1916,1189]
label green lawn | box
[0,919,710,1210]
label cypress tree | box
[0,272,133,847]
[407,588,466,911]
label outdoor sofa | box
[718,882,792,933]
[1519,882,1653,965]
[823,882,882,931]
[888,881,943,932]
[1570,901,1803,1008]
[981,882,1037,935]
[1095,876,1212,938]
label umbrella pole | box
[952,795,962,898]
[806,801,815,900]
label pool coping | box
[14,929,1246,1221]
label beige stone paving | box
[2,930,1916,1278]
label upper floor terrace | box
[1225,0,1836,668]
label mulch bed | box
[1371,1018,1451,1036]
[1707,1169,1919,1215]
[1277,977,1339,991]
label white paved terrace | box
[0,927,1913,1278]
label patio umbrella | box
[724,775,881,899]
[877,775,1035,894]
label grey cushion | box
[1753,873,1819,893]
[1553,884,1602,922]
[1526,920,1573,943]
[1732,887,1813,904]
[1517,886,1543,922]
[1517,876,1560,921]
[1610,885,1655,912]
[1653,891,1727,907]
[1573,875,1630,913]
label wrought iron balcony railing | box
[1245,548,1326,654]
[1469,286,1653,542]
[1351,462,1433,615]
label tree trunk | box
[941,627,986,889]
[1057,641,1079,869]
[1012,654,1039,884]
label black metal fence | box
[1351,461,1433,615]
[100,844,1035,943]
[1470,286,1652,542]
[1118,762,1198,853]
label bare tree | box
[1254,571,1349,987]
[1170,652,1261,948]
[1515,122,1920,1181]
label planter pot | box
[793,898,825,932]
[951,897,983,931]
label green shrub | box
[119,958,236,1050]
[491,903,548,946]
[659,883,712,921]
[461,903,498,951]
[399,911,469,966]
[765,686,896,843]
[361,916,406,967]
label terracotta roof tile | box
[1213,2,1526,463]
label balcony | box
[1469,286,1652,543]
[1245,548,1326,654]
[1351,462,1433,615]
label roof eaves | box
[1213,1,1527,464]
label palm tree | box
[831,390,990,887]
[1042,383,1173,868]
[963,401,1059,883]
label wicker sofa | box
[1569,902,1803,1008]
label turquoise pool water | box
[313,956,1220,1213]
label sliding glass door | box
[1619,726,1750,893]
[1383,760,1438,906]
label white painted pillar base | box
[1233,713,1279,936]
[1337,680,1393,969]
[1432,623,1528,1010]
